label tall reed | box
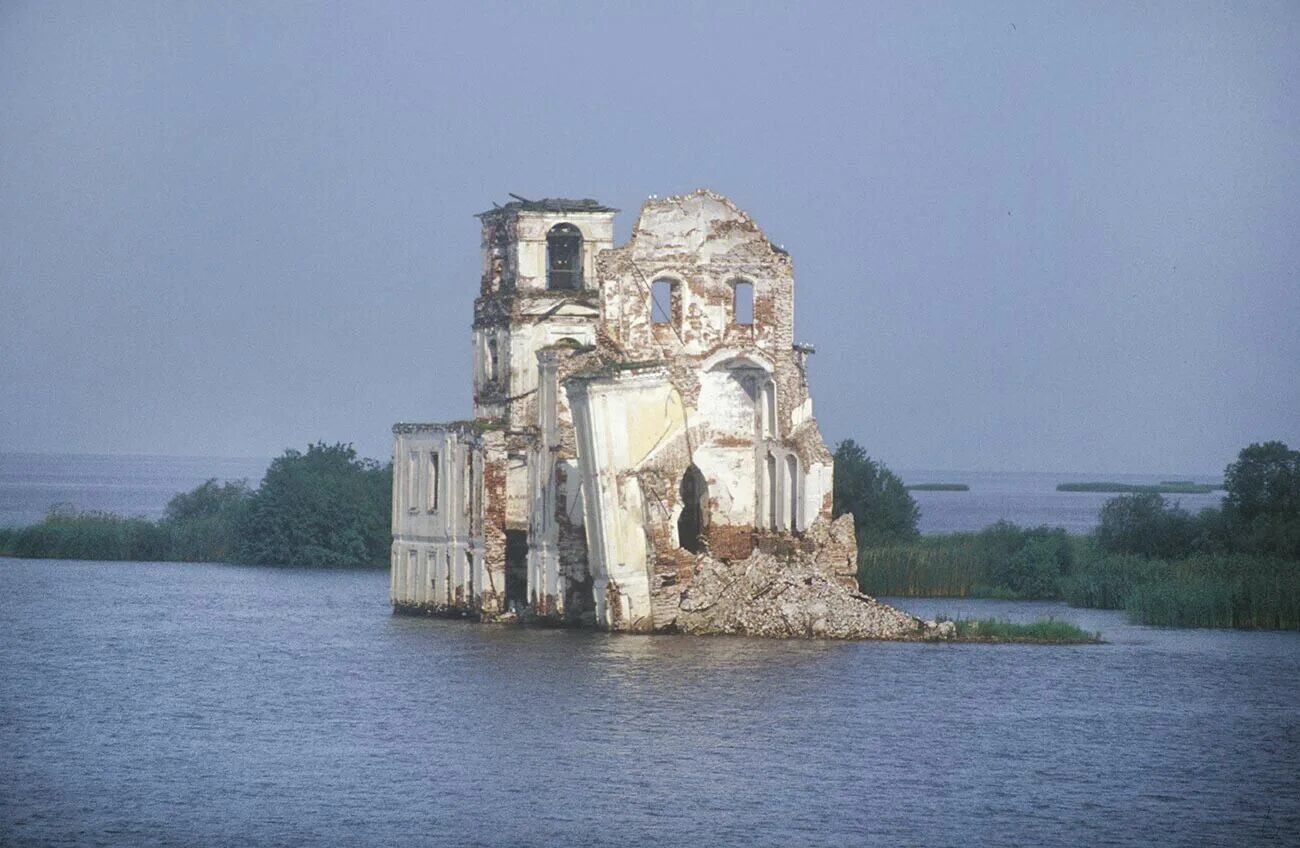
[1123,555,1300,629]
[0,509,172,561]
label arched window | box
[732,280,754,325]
[486,337,499,383]
[650,278,679,325]
[678,464,708,554]
[547,223,583,290]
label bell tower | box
[469,197,617,618]
[471,197,617,424]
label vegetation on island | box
[938,616,1101,644]
[851,441,1300,630]
[905,483,970,491]
[0,443,392,568]
[1056,481,1221,494]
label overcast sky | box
[2,1,1296,474]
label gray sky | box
[2,1,1297,474]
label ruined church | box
[391,190,940,639]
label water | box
[898,468,1225,534]
[1,561,1296,846]
[0,453,1225,535]
[0,454,270,528]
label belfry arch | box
[546,223,583,290]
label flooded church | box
[391,190,942,639]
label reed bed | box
[0,510,172,561]
[862,530,1300,631]
[1121,556,1300,629]
[858,523,1081,599]
[858,537,984,597]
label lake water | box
[0,453,1225,535]
[1,561,1296,846]
[0,454,270,528]
[898,468,1225,534]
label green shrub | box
[833,440,919,545]
[1094,493,1205,559]
[234,443,391,568]
[1221,441,1300,559]
[162,479,252,562]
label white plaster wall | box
[505,319,596,405]
[692,445,756,526]
[567,370,683,630]
[698,369,756,438]
[391,428,485,609]
[805,461,834,527]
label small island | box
[942,617,1101,644]
[1056,481,1222,494]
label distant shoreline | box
[1056,481,1222,494]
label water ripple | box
[1,561,1297,846]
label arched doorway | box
[678,464,708,554]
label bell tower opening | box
[677,464,709,554]
[547,223,583,290]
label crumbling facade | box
[391,190,936,639]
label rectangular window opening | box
[428,451,440,512]
[651,280,675,325]
[407,450,419,513]
[733,281,754,325]
[463,452,472,515]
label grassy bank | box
[905,483,970,491]
[1056,481,1221,494]
[943,616,1101,643]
